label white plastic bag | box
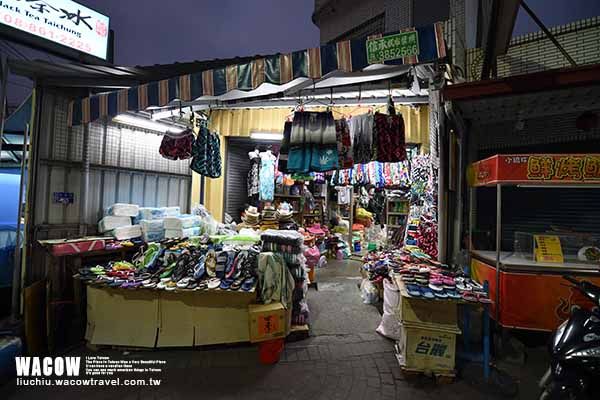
[360,278,380,305]
[376,278,401,340]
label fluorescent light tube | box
[250,132,283,140]
[113,114,185,134]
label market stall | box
[11,20,449,354]
[469,154,600,331]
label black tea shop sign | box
[366,31,419,64]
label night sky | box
[3,0,600,105]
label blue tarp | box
[4,94,31,135]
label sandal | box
[207,277,221,289]
[219,278,234,290]
[241,277,256,291]
[419,286,435,299]
[406,284,422,297]
[230,277,245,291]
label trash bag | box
[360,278,379,305]
[376,278,401,340]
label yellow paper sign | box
[534,235,564,263]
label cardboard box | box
[397,295,458,330]
[248,303,288,343]
[396,321,460,372]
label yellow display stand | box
[85,285,262,348]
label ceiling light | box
[250,132,283,140]
[113,114,185,134]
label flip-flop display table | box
[85,284,289,348]
[392,275,490,380]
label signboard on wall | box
[0,0,110,60]
[366,31,419,64]
[470,154,600,186]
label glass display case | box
[511,231,600,269]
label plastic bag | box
[376,278,401,340]
[360,278,379,305]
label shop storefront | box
[9,22,454,361]
[443,64,600,332]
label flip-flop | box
[241,277,256,291]
[109,279,124,288]
[463,292,478,302]
[197,280,208,290]
[434,290,448,299]
[187,281,198,290]
[177,277,191,289]
[476,293,492,304]
[165,281,177,291]
[157,281,167,290]
[193,255,206,280]
[230,277,245,291]
[406,284,422,297]
[419,286,435,299]
[207,278,221,289]
[219,278,234,290]
[446,290,461,299]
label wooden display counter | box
[86,285,290,348]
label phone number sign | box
[0,0,109,60]
[366,31,419,64]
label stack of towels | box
[164,215,201,238]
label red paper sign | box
[257,315,280,335]
[470,154,600,186]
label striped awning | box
[69,22,446,126]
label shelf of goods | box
[469,154,600,332]
[386,198,409,245]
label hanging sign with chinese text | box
[0,0,110,60]
[470,154,600,186]
[366,31,419,64]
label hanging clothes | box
[350,114,374,165]
[247,150,260,198]
[159,128,194,161]
[335,186,352,205]
[190,126,209,175]
[335,118,353,169]
[287,111,339,173]
[259,150,276,201]
[373,112,407,163]
[278,121,292,172]
[206,131,222,178]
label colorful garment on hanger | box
[259,151,276,201]
[290,111,337,145]
[248,151,260,197]
[349,113,374,164]
[206,132,222,178]
[159,128,194,161]
[190,126,222,178]
[287,111,339,173]
[335,118,353,169]
[373,112,406,162]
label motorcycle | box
[539,276,600,399]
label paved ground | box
[1,259,546,399]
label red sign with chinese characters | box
[470,154,600,186]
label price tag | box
[534,235,564,263]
